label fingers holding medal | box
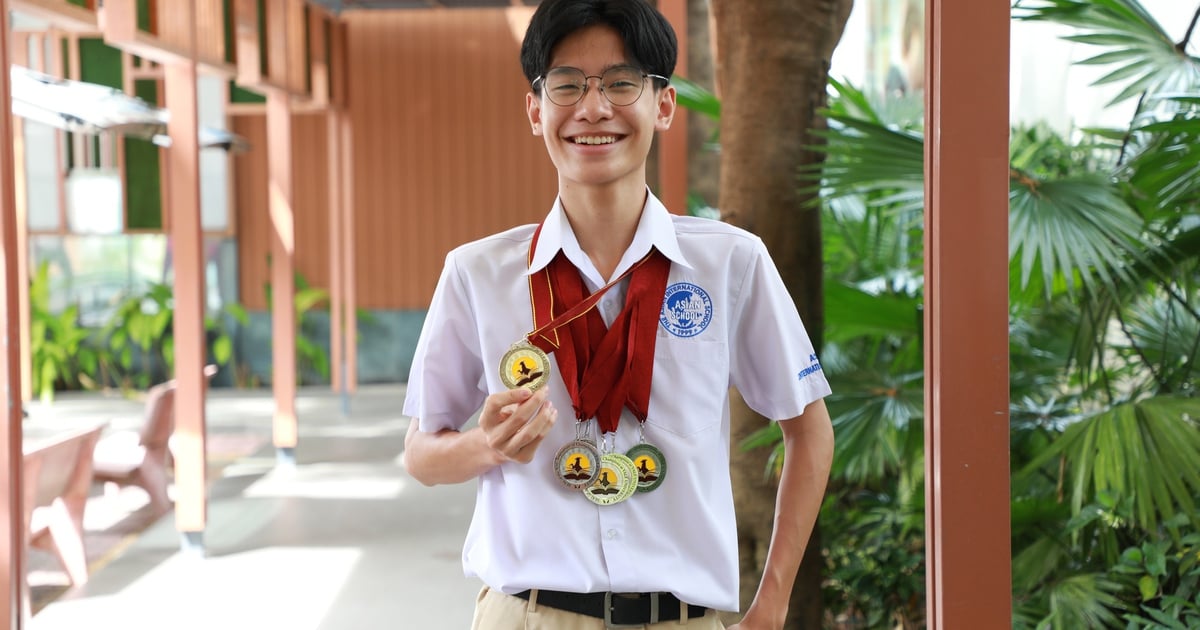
[480,387,557,463]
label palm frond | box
[1117,291,1200,393]
[1013,534,1074,595]
[1018,396,1200,535]
[805,114,925,211]
[825,370,924,484]
[1125,108,1200,211]
[825,282,921,343]
[1046,573,1129,629]
[672,75,721,120]
[1009,174,1148,299]
[1014,0,1200,107]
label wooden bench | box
[92,365,218,516]
[92,381,177,515]
[22,422,107,586]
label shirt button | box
[606,529,618,540]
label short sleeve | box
[402,251,488,431]
[729,239,832,420]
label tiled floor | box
[25,385,482,630]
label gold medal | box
[553,440,601,489]
[585,453,637,506]
[626,443,667,493]
[499,341,551,390]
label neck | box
[559,181,647,282]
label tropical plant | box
[103,282,247,390]
[28,261,106,402]
[677,1,1200,626]
[799,0,1200,626]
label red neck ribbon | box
[526,224,671,434]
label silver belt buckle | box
[604,592,659,628]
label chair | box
[23,423,108,586]
[92,365,217,515]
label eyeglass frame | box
[531,65,671,107]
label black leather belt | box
[514,589,708,627]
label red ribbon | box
[525,224,671,433]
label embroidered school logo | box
[660,282,713,337]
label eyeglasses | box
[532,65,669,107]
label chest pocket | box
[646,338,729,438]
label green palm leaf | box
[1117,292,1200,393]
[1046,573,1128,629]
[806,114,925,212]
[1009,174,1148,299]
[1125,107,1200,211]
[672,75,721,120]
[824,282,920,343]
[825,370,924,484]
[1018,396,1200,534]
[1014,0,1200,107]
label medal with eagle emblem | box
[584,452,637,506]
[499,341,551,391]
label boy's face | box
[526,25,676,191]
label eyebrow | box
[546,62,636,74]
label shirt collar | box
[525,189,692,279]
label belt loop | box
[528,589,539,613]
[678,598,687,625]
[649,593,660,624]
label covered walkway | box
[25,385,479,630]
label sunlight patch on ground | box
[242,463,406,500]
[29,547,361,630]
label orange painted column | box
[327,110,344,398]
[163,6,209,551]
[267,88,299,460]
[923,0,1012,627]
[340,113,357,395]
[0,6,28,628]
[10,38,31,407]
[658,0,688,215]
[326,17,349,404]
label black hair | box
[520,0,677,91]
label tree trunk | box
[709,0,852,627]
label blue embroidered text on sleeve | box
[797,354,823,381]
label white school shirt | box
[403,192,831,612]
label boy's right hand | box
[478,387,558,464]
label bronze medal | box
[553,440,601,489]
[585,453,637,506]
[626,443,667,493]
[499,341,551,390]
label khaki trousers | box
[470,587,726,630]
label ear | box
[526,92,543,137]
[654,85,677,132]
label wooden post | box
[657,0,688,214]
[163,0,209,553]
[332,20,356,396]
[11,36,32,406]
[340,111,357,395]
[267,86,298,458]
[923,0,1012,626]
[0,6,28,628]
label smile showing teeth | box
[573,135,617,145]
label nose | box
[574,77,613,121]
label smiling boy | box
[401,1,834,628]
